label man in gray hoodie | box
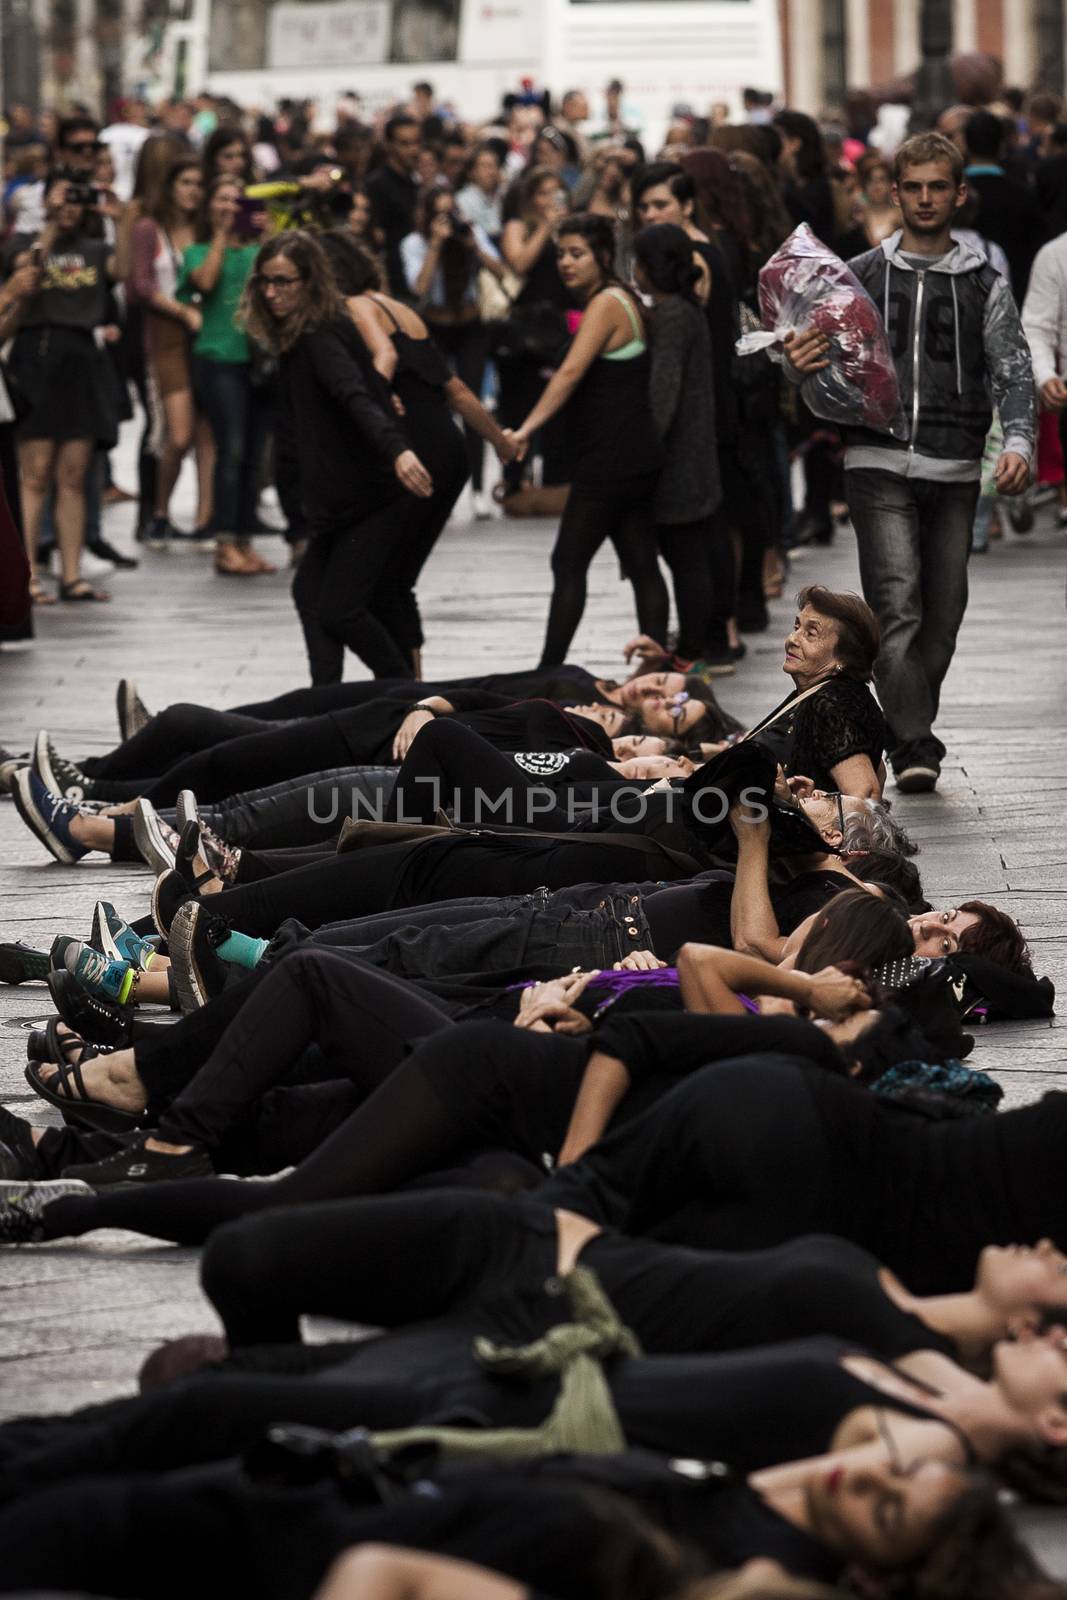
[787,131,1035,794]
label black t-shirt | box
[366,164,420,294]
[6,230,110,329]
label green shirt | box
[177,242,258,364]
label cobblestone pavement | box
[1,452,1065,1563]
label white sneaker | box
[472,490,493,521]
[81,549,115,577]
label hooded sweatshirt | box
[806,230,1035,482]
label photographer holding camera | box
[401,184,502,518]
[4,170,127,604]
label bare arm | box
[188,230,229,294]
[516,293,620,439]
[444,374,513,457]
[556,1050,630,1165]
[346,295,398,384]
[501,216,552,277]
[829,751,882,801]
[729,813,787,962]
[313,1546,528,1600]
[676,942,869,1020]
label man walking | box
[787,132,1034,792]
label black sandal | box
[24,1032,142,1134]
[59,579,111,604]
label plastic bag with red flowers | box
[736,223,907,439]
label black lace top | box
[756,675,885,790]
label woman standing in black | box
[320,233,515,677]
[632,224,720,669]
[496,166,572,498]
[242,231,432,683]
[512,214,667,668]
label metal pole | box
[912,0,955,129]
[822,0,847,110]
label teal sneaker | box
[90,902,158,972]
[64,942,136,1006]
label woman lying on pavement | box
[8,911,889,1195]
[14,717,700,872]
[26,777,911,1038]
[19,689,687,817]
[136,762,909,944]
[2,1204,1067,1514]
[0,1433,1027,1600]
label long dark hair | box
[414,184,471,311]
[680,148,752,253]
[318,229,383,296]
[240,230,343,354]
[633,223,700,300]
[202,124,253,184]
[773,109,828,181]
[150,155,201,230]
[794,887,912,976]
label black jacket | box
[277,317,409,533]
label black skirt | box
[9,325,121,448]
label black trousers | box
[656,515,733,659]
[202,767,396,849]
[84,711,362,806]
[540,479,667,667]
[156,948,453,1150]
[291,501,417,683]
[430,319,491,488]
[43,1024,588,1253]
[206,834,680,938]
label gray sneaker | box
[116,679,152,742]
[133,798,180,875]
[0,1179,91,1243]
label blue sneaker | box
[90,902,158,972]
[64,941,135,1006]
[12,768,90,864]
[32,730,95,803]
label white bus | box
[189,0,783,147]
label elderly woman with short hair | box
[628,585,886,798]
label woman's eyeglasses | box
[668,692,690,726]
[254,272,304,291]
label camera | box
[53,167,102,209]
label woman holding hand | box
[242,230,433,683]
[512,213,667,667]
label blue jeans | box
[193,358,272,538]
[846,468,979,766]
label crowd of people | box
[0,68,1065,1600]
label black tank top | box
[609,1335,967,1472]
[581,1231,957,1359]
[565,291,664,490]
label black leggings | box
[156,948,453,1150]
[540,481,667,667]
[84,711,361,806]
[44,1025,588,1253]
[369,425,469,656]
[291,501,417,683]
[430,319,491,488]
[203,767,396,849]
[80,704,272,782]
[386,717,577,827]
[656,517,734,660]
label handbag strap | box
[737,677,834,745]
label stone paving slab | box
[1,446,1066,1563]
